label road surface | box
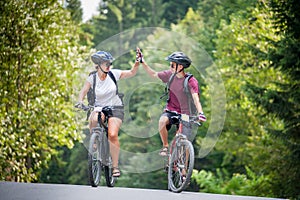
[0,182,286,200]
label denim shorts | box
[103,106,124,121]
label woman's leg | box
[89,111,99,133]
[107,117,122,175]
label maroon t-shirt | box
[158,70,199,115]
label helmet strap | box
[99,64,108,74]
[175,63,184,73]
[175,63,179,74]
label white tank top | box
[87,69,123,107]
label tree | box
[0,0,83,181]
[162,0,198,25]
[196,0,258,56]
[191,1,299,198]
[245,0,300,198]
[66,0,83,24]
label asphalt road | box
[0,182,286,200]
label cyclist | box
[138,49,207,156]
[77,50,139,177]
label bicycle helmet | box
[165,52,192,68]
[91,51,114,65]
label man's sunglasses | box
[170,63,177,68]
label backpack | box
[160,73,198,115]
[87,71,124,106]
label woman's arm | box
[78,81,91,103]
[120,61,139,79]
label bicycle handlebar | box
[75,103,113,112]
[74,103,90,111]
[166,110,202,126]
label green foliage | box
[39,147,70,184]
[39,143,88,185]
[192,167,274,197]
[194,0,258,56]
[0,0,83,181]
[66,0,83,24]
[83,0,199,47]
[244,0,300,198]
[208,2,299,199]
[162,0,198,25]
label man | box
[138,49,207,156]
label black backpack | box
[161,73,197,115]
[87,71,123,106]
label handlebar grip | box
[74,103,90,111]
[82,104,90,111]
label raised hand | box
[136,47,144,63]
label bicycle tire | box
[104,164,115,187]
[103,137,115,187]
[168,139,194,193]
[88,131,102,187]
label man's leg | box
[158,115,169,156]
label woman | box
[77,50,139,177]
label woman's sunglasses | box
[104,62,112,67]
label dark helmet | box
[165,52,192,68]
[91,51,114,65]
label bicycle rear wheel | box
[168,139,194,193]
[88,131,102,187]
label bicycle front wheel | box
[104,138,115,187]
[104,160,115,187]
[88,132,102,187]
[168,139,194,193]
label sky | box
[80,0,101,22]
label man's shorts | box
[160,111,194,141]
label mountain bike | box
[76,104,115,187]
[164,110,201,193]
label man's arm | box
[191,92,207,121]
[191,93,204,114]
[141,61,158,79]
